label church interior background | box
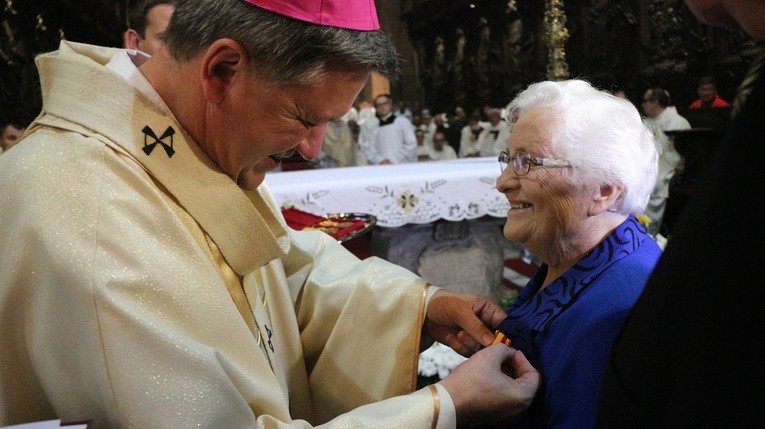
[3,0,760,382]
[2,0,761,125]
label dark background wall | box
[1,0,126,125]
[397,0,759,116]
[1,0,760,125]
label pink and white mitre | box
[242,0,380,31]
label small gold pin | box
[491,330,512,347]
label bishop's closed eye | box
[298,117,316,129]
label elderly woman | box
[495,80,661,428]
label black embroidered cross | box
[264,324,274,352]
[142,125,176,158]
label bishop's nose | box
[296,123,327,161]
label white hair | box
[505,80,659,215]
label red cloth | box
[282,208,366,240]
[689,95,730,109]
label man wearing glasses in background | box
[359,93,416,165]
[641,87,690,233]
[600,0,765,425]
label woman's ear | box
[199,39,247,104]
[589,182,623,216]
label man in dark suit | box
[599,0,765,426]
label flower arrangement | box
[636,214,653,229]
[636,214,668,249]
[636,213,660,236]
[418,342,467,387]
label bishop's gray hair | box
[164,0,400,86]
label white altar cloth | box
[265,157,510,227]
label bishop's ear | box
[588,182,623,216]
[200,38,247,104]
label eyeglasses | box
[498,150,571,176]
[374,100,392,108]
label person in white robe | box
[359,94,417,165]
[476,108,510,157]
[459,115,485,158]
[320,118,353,167]
[419,110,437,147]
[641,87,691,229]
[0,1,539,428]
[425,130,458,161]
[415,128,432,161]
[354,100,377,166]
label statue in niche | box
[646,0,692,70]
[474,17,503,107]
[473,18,491,107]
[451,28,469,110]
[501,16,532,95]
[429,35,450,112]
[585,0,638,82]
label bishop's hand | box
[439,345,540,426]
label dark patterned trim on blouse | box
[497,216,650,360]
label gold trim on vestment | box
[412,284,429,390]
[427,384,440,429]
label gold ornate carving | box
[544,0,570,81]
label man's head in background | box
[696,76,719,104]
[432,130,447,151]
[486,108,503,126]
[374,94,394,118]
[1,121,25,152]
[124,0,174,55]
[641,87,670,118]
[415,129,426,146]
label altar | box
[265,157,509,227]
[266,158,519,297]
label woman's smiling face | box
[496,108,591,260]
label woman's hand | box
[424,289,507,356]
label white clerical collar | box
[105,50,177,122]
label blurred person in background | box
[123,0,174,55]
[0,120,25,154]
[689,76,730,109]
[600,0,765,425]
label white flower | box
[418,343,468,379]
[419,359,438,377]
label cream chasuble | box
[0,41,444,429]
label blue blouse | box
[497,216,661,428]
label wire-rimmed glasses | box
[498,150,571,175]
